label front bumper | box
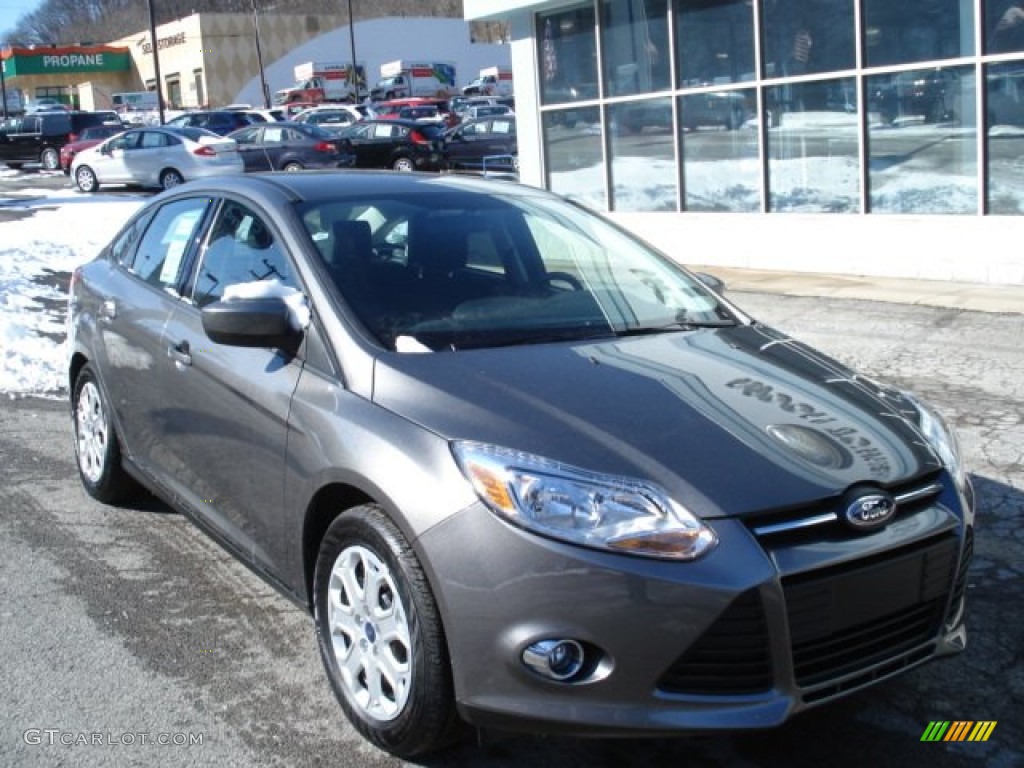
[416,475,972,736]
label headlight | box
[452,442,717,561]
[904,393,968,490]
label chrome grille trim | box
[749,479,944,538]
[752,512,837,537]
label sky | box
[0,0,39,35]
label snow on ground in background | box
[1,189,145,396]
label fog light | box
[522,639,585,681]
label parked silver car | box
[71,125,244,192]
[68,172,974,757]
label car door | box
[232,125,269,171]
[96,130,142,183]
[90,196,212,472]
[259,124,288,169]
[128,129,175,186]
[157,198,305,569]
[445,119,490,168]
[0,117,24,163]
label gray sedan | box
[67,172,974,757]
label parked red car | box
[59,124,125,173]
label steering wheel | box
[545,271,584,291]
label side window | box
[139,131,167,149]
[109,210,155,268]
[192,200,297,308]
[130,198,210,290]
[21,115,40,133]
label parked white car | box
[72,125,244,192]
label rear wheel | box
[313,505,462,757]
[75,165,99,193]
[160,168,185,189]
[40,147,60,170]
[392,156,415,172]
[282,161,304,172]
[73,364,138,504]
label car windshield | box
[297,189,736,352]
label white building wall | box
[234,17,510,106]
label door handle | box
[168,340,192,367]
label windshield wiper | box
[615,318,736,337]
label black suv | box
[0,111,121,170]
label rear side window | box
[130,198,210,290]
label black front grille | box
[784,534,957,689]
[658,589,773,695]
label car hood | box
[371,324,940,519]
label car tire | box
[41,147,60,170]
[160,169,185,189]
[75,165,100,193]
[392,156,415,172]
[313,504,462,758]
[72,364,138,504]
[282,161,303,172]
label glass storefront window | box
[679,89,760,211]
[762,0,855,78]
[601,0,671,97]
[539,3,599,105]
[986,0,1024,53]
[863,0,974,67]
[867,66,977,213]
[543,107,606,209]
[676,0,755,86]
[765,78,860,212]
[985,62,1024,213]
[608,98,677,211]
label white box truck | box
[461,66,513,97]
[275,61,367,106]
[370,60,457,101]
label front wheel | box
[73,364,138,504]
[75,165,99,193]
[160,168,185,189]
[313,505,461,757]
[392,156,415,172]
[41,147,60,170]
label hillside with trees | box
[3,0,508,48]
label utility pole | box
[252,0,270,108]
[347,0,360,101]
[0,45,8,120]
[145,0,166,123]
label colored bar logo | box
[921,721,997,742]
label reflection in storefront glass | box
[676,0,755,86]
[765,79,860,213]
[987,0,1024,53]
[761,0,855,78]
[539,3,599,106]
[863,0,974,67]
[986,62,1024,213]
[601,0,671,97]
[608,99,677,211]
[867,66,977,214]
[543,107,606,209]
[679,90,760,212]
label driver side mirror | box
[694,272,726,293]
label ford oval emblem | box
[842,490,896,532]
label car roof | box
[162,170,549,208]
